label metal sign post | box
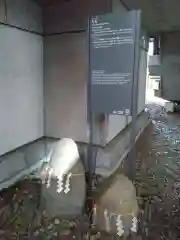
[128,12,141,181]
[86,16,96,228]
[87,9,141,230]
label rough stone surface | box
[95,174,138,236]
[40,139,86,219]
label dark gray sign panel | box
[89,11,141,115]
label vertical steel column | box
[86,16,96,228]
[128,11,141,181]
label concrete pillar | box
[161,32,180,101]
[153,35,160,55]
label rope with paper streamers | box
[100,208,138,237]
[41,164,84,194]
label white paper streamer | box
[116,215,124,237]
[57,175,64,193]
[131,216,138,233]
[64,173,72,194]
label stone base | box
[95,174,138,237]
[40,139,86,219]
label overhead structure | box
[122,0,180,33]
[122,0,180,103]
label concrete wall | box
[1,0,42,33]
[44,0,113,144]
[161,32,180,101]
[105,3,148,142]
[0,0,149,189]
[44,32,108,144]
[107,46,148,142]
[44,0,148,145]
[112,0,126,13]
[44,33,89,142]
[0,0,43,155]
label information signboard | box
[89,11,141,115]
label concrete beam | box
[44,0,112,34]
[6,0,42,33]
[161,32,180,101]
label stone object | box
[95,174,139,237]
[40,138,86,219]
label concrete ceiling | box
[34,0,69,7]
[34,0,180,33]
[123,0,180,33]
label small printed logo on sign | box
[125,109,130,115]
[92,18,98,24]
[113,110,124,115]
[113,110,117,114]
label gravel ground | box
[135,105,180,240]
[0,178,90,239]
[1,105,180,239]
